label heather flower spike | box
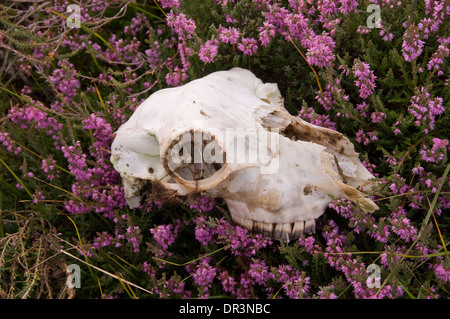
[111,68,378,242]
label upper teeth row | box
[231,215,316,243]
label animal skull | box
[111,67,378,242]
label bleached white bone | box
[111,68,378,241]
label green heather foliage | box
[0,0,448,298]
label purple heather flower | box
[82,113,113,159]
[48,59,80,103]
[402,23,425,62]
[239,273,252,289]
[248,259,271,285]
[275,265,311,299]
[158,0,180,9]
[0,132,22,154]
[190,194,216,213]
[166,12,196,38]
[381,30,394,42]
[427,44,449,72]
[393,121,402,135]
[275,265,294,283]
[150,224,179,250]
[412,165,425,176]
[199,40,219,63]
[125,225,141,252]
[237,37,258,56]
[145,41,162,68]
[408,87,444,133]
[306,33,336,68]
[8,102,62,136]
[370,111,386,124]
[317,287,338,299]
[419,138,448,163]
[352,60,377,99]
[218,271,237,293]
[192,259,217,288]
[339,0,358,14]
[41,158,61,181]
[284,12,309,41]
[356,129,378,145]
[298,236,316,253]
[315,90,334,111]
[434,260,450,283]
[298,106,337,130]
[61,142,88,180]
[93,231,114,249]
[358,23,374,34]
[194,216,214,245]
[216,0,235,5]
[390,207,417,242]
[218,26,240,44]
[165,67,188,86]
[124,13,147,36]
[258,21,276,46]
[356,101,369,117]
[338,64,350,76]
[224,14,237,24]
[32,191,45,204]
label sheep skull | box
[111,68,378,242]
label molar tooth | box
[252,221,262,233]
[273,223,293,243]
[304,219,316,234]
[253,221,274,238]
[292,221,305,239]
[231,215,253,230]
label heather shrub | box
[0,0,448,299]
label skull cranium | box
[111,68,378,242]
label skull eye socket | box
[166,130,226,182]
